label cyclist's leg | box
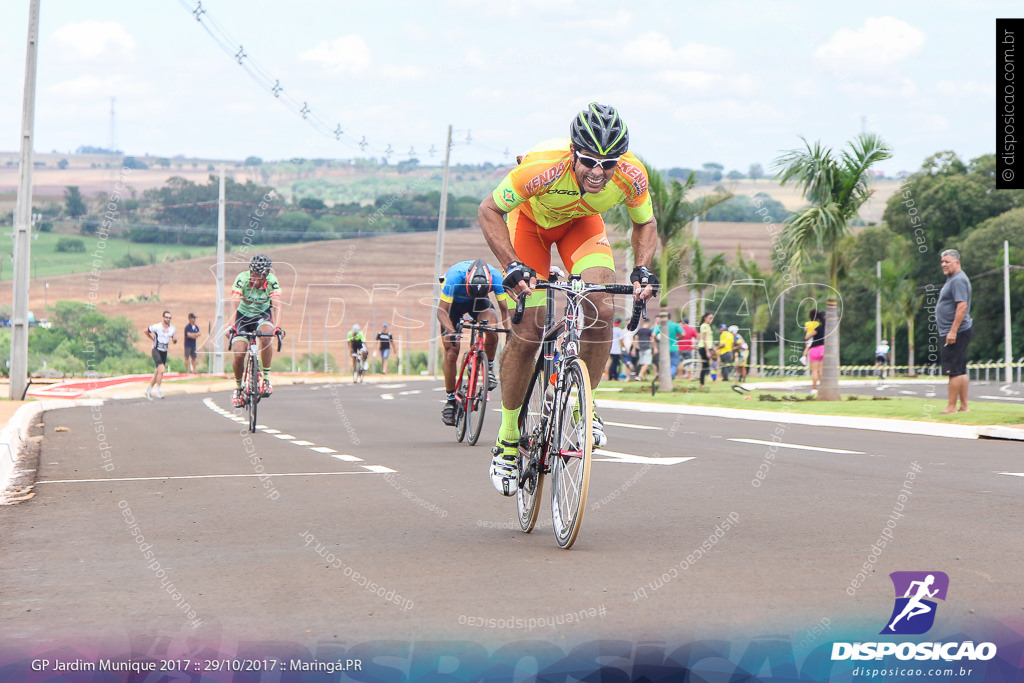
[554,214,615,391]
[497,208,552,444]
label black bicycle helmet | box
[249,253,272,275]
[465,259,492,299]
[570,102,629,157]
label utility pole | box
[9,0,41,400]
[1004,241,1013,384]
[212,167,226,374]
[428,125,452,378]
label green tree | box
[774,132,893,400]
[64,186,87,218]
[748,163,764,181]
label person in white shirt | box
[874,339,890,379]
[145,311,178,400]
[607,317,625,380]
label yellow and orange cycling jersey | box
[491,138,654,228]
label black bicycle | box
[238,328,284,432]
[511,274,644,548]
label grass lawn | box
[595,380,1024,426]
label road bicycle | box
[351,347,368,383]
[452,320,510,446]
[238,327,284,433]
[511,274,645,549]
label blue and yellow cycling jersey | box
[440,260,507,305]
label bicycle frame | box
[453,320,509,445]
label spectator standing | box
[607,317,625,380]
[653,311,683,378]
[730,325,750,382]
[937,249,973,413]
[874,339,891,379]
[716,323,735,382]
[678,317,698,363]
[696,312,715,389]
[632,318,654,381]
[184,313,200,374]
[145,311,177,400]
[803,309,825,394]
[376,323,394,375]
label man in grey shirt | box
[936,249,973,413]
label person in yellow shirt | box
[716,323,735,382]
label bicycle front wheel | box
[549,357,592,549]
[467,351,489,446]
[516,361,547,533]
[247,358,260,433]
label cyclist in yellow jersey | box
[478,102,658,496]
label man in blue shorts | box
[437,258,509,426]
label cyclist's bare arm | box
[478,196,537,296]
[496,295,511,331]
[630,216,659,302]
[436,300,457,339]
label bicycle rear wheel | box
[467,351,489,446]
[516,361,547,533]
[549,357,592,549]
[247,357,260,433]
[454,381,468,443]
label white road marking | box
[201,397,394,475]
[381,394,395,400]
[998,472,1024,477]
[593,450,694,465]
[729,438,864,454]
[380,384,407,389]
[603,420,661,431]
[399,390,421,396]
[37,471,385,485]
[980,395,1024,402]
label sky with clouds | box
[0,0,1004,176]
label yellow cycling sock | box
[498,406,520,444]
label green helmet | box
[570,103,629,157]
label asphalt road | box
[2,380,1022,668]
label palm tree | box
[609,163,730,391]
[892,279,923,376]
[731,246,770,376]
[686,240,729,319]
[774,133,893,400]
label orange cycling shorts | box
[508,208,614,307]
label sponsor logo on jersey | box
[524,161,569,194]
[617,159,648,196]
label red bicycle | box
[453,320,509,445]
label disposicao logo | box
[831,571,997,662]
[881,571,948,635]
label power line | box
[178,0,475,161]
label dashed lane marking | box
[202,397,393,475]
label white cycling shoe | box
[592,413,608,449]
[489,439,518,497]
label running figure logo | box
[881,571,949,635]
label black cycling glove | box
[503,261,535,290]
[630,265,660,296]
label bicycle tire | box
[454,355,470,443]
[467,350,489,446]
[516,360,547,533]
[549,357,592,549]
[247,356,260,433]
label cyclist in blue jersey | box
[437,259,510,425]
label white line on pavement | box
[729,438,864,454]
[37,471,384,485]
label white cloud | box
[621,33,735,69]
[815,16,925,72]
[298,35,371,74]
[51,21,136,60]
[787,78,818,99]
[379,65,428,82]
[935,79,995,97]
[654,70,759,96]
[840,77,919,99]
